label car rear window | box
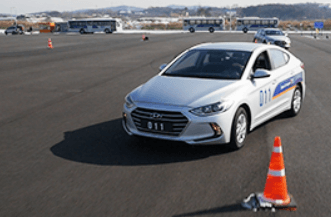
[270,49,289,69]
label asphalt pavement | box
[1,32,331,217]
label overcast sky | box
[1,0,331,14]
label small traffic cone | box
[261,137,290,204]
[142,34,149,41]
[48,38,53,49]
[242,137,297,211]
[255,39,257,43]
[257,137,297,210]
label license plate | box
[141,120,171,132]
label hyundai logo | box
[151,112,162,119]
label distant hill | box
[237,3,331,20]
[167,5,208,10]
[106,5,145,12]
[30,11,62,17]
[28,3,331,20]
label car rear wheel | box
[288,85,302,117]
[229,107,248,150]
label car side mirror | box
[252,69,270,79]
[159,63,167,72]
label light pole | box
[10,7,17,25]
[229,4,238,32]
[229,7,231,31]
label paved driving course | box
[1,32,331,217]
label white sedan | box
[122,43,305,149]
[254,28,291,49]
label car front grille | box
[275,41,286,46]
[131,108,188,136]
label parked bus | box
[68,18,123,34]
[183,17,225,33]
[236,17,279,33]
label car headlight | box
[125,95,135,108]
[190,100,234,116]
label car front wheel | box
[105,28,112,34]
[229,107,248,150]
[288,85,302,117]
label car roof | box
[263,28,281,31]
[191,42,266,52]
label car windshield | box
[163,49,251,79]
[265,30,284,36]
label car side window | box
[269,49,288,69]
[253,51,271,72]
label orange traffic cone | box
[256,137,297,211]
[242,137,297,211]
[261,137,290,205]
[48,38,53,49]
[142,34,149,41]
[255,39,257,43]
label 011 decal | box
[260,88,271,107]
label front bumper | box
[273,40,291,48]
[122,102,235,145]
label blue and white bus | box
[236,17,279,33]
[183,17,225,33]
[68,18,123,34]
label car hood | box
[266,35,289,41]
[130,75,241,108]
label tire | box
[263,40,267,44]
[209,27,214,33]
[79,29,85,34]
[189,27,195,33]
[243,28,248,33]
[5,31,7,35]
[287,85,302,117]
[229,107,248,150]
[104,29,112,34]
